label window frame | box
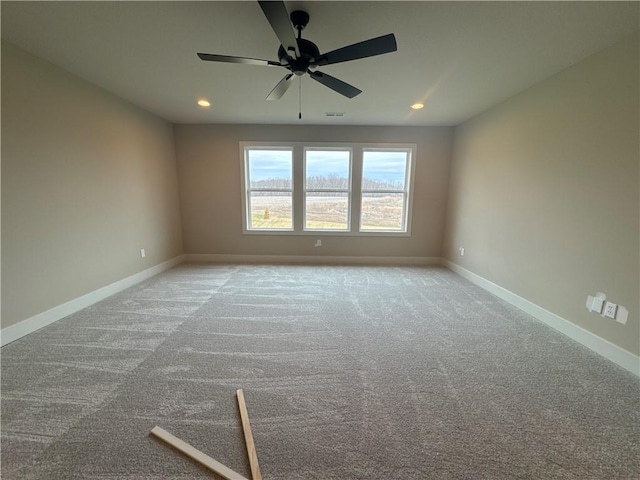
[239,141,416,237]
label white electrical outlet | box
[459,246,465,256]
[603,301,617,319]
[140,248,146,258]
[314,239,321,247]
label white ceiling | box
[2,1,638,126]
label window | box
[244,148,293,230]
[240,142,415,235]
[304,148,352,231]
[360,149,411,232]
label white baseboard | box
[441,259,639,376]
[185,254,440,265]
[0,255,186,347]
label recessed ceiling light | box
[411,103,424,110]
[197,99,211,107]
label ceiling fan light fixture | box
[197,99,211,107]
[411,102,424,110]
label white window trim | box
[239,141,416,237]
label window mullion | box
[292,144,304,232]
[361,190,404,194]
[248,189,292,193]
[351,147,363,233]
[306,190,349,194]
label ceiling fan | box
[197,1,398,103]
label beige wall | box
[1,41,183,329]
[174,124,452,258]
[443,34,639,355]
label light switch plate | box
[590,296,604,314]
[615,306,629,325]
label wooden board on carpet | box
[237,389,262,480]
[150,426,248,480]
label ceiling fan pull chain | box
[298,76,302,120]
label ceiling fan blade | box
[258,1,300,58]
[266,74,295,100]
[311,33,397,67]
[308,71,362,98]
[197,52,281,67]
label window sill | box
[242,229,411,237]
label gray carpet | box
[1,263,638,479]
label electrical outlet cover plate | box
[603,301,617,319]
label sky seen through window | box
[248,149,408,185]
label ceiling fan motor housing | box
[278,38,320,75]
